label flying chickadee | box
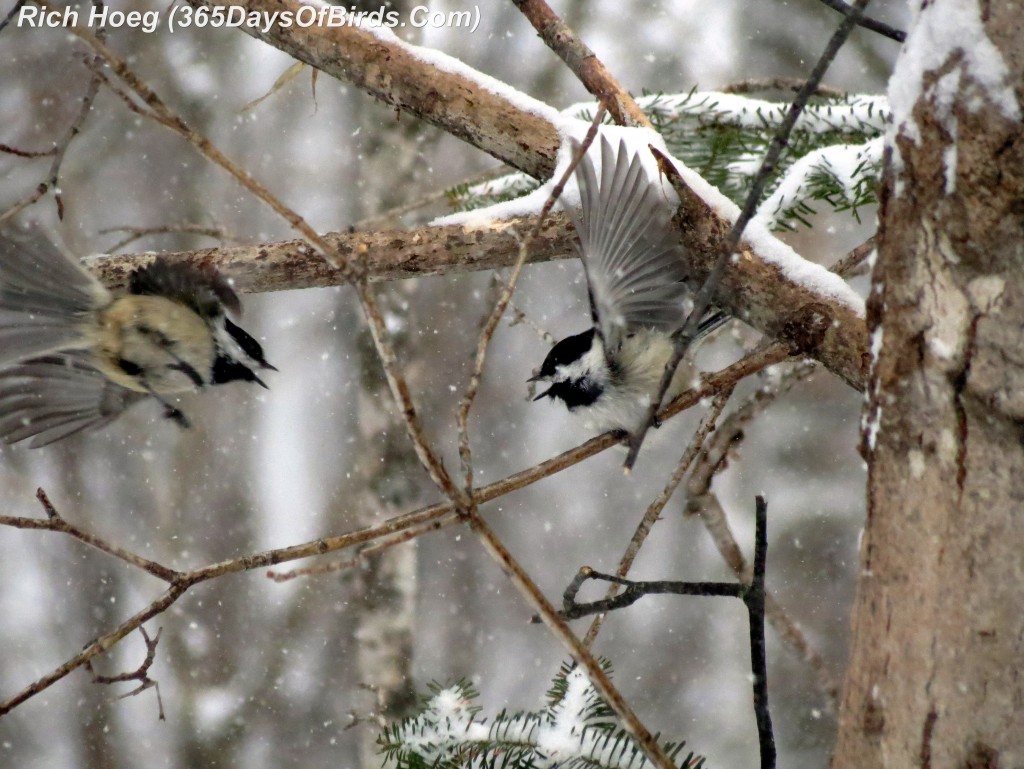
[529,137,726,434]
[0,223,275,447]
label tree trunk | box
[834,2,1024,767]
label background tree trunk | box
[834,3,1024,766]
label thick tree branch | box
[193,0,561,178]
[510,0,649,127]
[83,216,577,292]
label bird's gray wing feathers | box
[568,137,692,351]
[0,354,144,447]
[0,225,108,367]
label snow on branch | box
[200,0,561,178]
[451,91,887,232]
[566,91,890,136]
[189,0,870,391]
[752,138,883,230]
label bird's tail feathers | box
[0,224,108,367]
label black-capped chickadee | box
[529,137,726,433]
[0,223,275,447]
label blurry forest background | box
[0,1,907,767]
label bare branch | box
[97,223,243,252]
[352,165,512,232]
[510,0,649,128]
[0,0,27,32]
[0,336,782,717]
[495,273,557,345]
[581,390,734,648]
[721,78,849,98]
[355,278,463,501]
[814,0,906,42]
[265,519,446,583]
[562,498,777,769]
[0,490,182,583]
[74,28,354,277]
[0,583,185,716]
[0,56,102,225]
[0,143,57,159]
[563,568,743,618]
[86,626,165,721]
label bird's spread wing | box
[567,137,692,352]
[0,224,108,366]
[0,353,145,447]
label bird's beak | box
[526,373,543,383]
[253,373,270,390]
[533,388,552,401]
[261,361,279,372]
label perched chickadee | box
[530,137,726,433]
[0,223,275,447]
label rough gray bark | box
[834,3,1024,766]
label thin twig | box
[747,496,776,769]
[0,0,27,32]
[98,223,241,252]
[721,78,848,98]
[0,53,102,225]
[562,497,776,769]
[75,31,347,274]
[624,0,873,470]
[456,107,605,499]
[828,235,875,277]
[564,568,743,617]
[0,143,57,159]
[510,0,650,128]
[356,278,463,502]
[265,520,445,583]
[86,626,165,721]
[0,582,186,716]
[461,510,681,769]
[581,390,734,648]
[814,0,906,42]
[351,165,512,231]
[0,490,182,583]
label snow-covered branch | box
[192,0,561,177]
[192,0,868,390]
